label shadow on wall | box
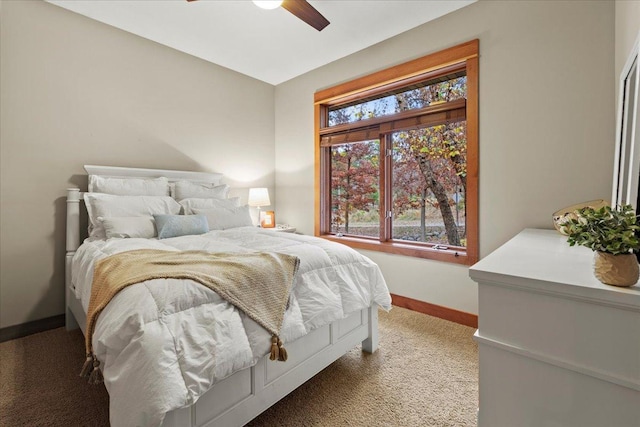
[276,164,314,234]
[34,175,90,331]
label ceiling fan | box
[187,0,330,32]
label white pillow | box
[84,193,181,239]
[88,175,170,196]
[179,197,241,215]
[174,181,229,201]
[100,216,156,239]
[192,206,253,230]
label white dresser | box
[470,229,640,427]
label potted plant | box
[564,204,640,287]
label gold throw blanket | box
[80,249,300,384]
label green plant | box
[565,204,640,255]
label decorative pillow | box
[153,214,209,239]
[84,193,181,239]
[88,175,170,196]
[192,206,253,230]
[174,181,229,201]
[179,197,241,214]
[100,216,156,239]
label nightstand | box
[263,224,296,233]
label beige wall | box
[0,0,275,328]
[274,0,615,314]
[615,0,640,84]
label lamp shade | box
[248,188,271,207]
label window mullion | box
[382,134,393,242]
[322,147,331,233]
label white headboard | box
[84,165,223,184]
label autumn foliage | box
[330,76,467,247]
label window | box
[315,40,478,265]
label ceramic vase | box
[593,251,639,287]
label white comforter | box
[72,227,391,427]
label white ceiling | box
[47,0,476,85]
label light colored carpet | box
[0,306,478,426]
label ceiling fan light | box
[253,1,283,10]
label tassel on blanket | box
[79,354,93,378]
[269,335,279,361]
[88,356,104,385]
[80,354,104,385]
[277,338,288,362]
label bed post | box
[362,304,379,353]
[65,188,81,330]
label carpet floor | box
[0,306,478,426]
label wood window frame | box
[314,40,479,265]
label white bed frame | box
[65,165,380,427]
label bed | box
[65,165,392,427]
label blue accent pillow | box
[153,214,209,239]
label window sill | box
[319,234,475,265]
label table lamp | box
[248,188,271,226]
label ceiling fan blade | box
[282,0,330,31]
